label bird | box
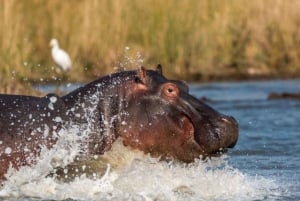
[49,38,71,72]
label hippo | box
[0,65,238,181]
[268,92,300,100]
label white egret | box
[50,38,71,72]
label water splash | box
[116,47,144,71]
[0,129,281,201]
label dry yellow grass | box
[1,0,300,87]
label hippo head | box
[118,65,238,162]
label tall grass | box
[1,0,300,85]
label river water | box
[1,79,299,201]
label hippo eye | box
[167,88,173,93]
[162,83,179,99]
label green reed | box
[1,0,300,86]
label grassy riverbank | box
[1,0,300,94]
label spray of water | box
[0,127,280,201]
[115,47,144,71]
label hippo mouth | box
[190,114,239,157]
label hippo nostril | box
[220,117,232,124]
[220,116,238,126]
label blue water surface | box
[190,79,300,200]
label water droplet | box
[5,147,12,154]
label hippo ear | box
[137,66,147,84]
[156,64,163,75]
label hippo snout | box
[193,114,239,155]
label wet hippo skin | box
[0,65,239,181]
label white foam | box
[0,128,281,201]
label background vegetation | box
[1,0,300,93]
